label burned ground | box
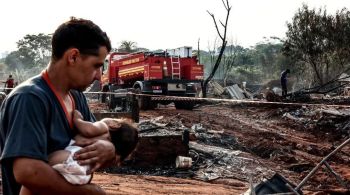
[91,102,350,194]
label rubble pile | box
[208,81,252,100]
[282,106,350,135]
[188,124,274,182]
[104,114,275,183]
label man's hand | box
[74,139,116,174]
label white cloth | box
[52,140,92,185]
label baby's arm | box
[74,132,110,144]
[74,110,109,137]
[73,118,124,145]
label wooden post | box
[131,93,139,122]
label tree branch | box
[219,20,225,28]
[207,11,224,40]
[221,0,228,10]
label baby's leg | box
[48,150,71,166]
[19,186,33,195]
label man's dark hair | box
[286,69,290,73]
[52,17,112,61]
[109,121,139,161]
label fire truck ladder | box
[170,56,181,79]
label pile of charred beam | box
[207,81,253,100]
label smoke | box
[13,65,45,83]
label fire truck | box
[101,46,204,110]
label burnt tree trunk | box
[202,0,231,98]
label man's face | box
[71,46,108,91]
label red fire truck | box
[101,46,204,110]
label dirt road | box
[93,173,246,194]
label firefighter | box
[281,69,290,98]
[4,74,15,94]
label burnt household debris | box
[85,77,350,194]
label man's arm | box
[13,158,106,195]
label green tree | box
[221,44,241,86]
[254,41,292,79]
[5,33,52,69]
[118,41,137,53]
[5,51,25,70]
[16,33,52,67]
[283,5,350,85]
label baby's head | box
[101,118,139,161]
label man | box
[281,69,290,98]
[4,74,15,94]
[0,17,115,195]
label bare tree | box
[202,0,231,97]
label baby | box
[20,110,139,195]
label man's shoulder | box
[12,75,48,96]
[5,75,52,105]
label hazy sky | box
[0,0,349,56]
